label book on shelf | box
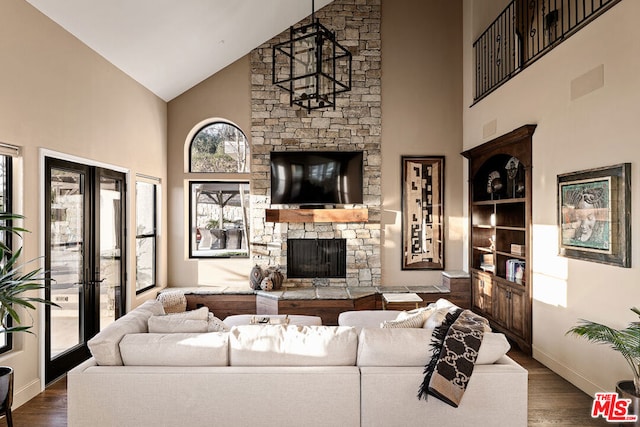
[480,263,495,273]
[510,244,525,256]
[506,259,525,283]
[480,254,494,273]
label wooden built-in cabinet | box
[463,125,535,355]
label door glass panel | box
[50,168,84,358]
[99,176,122,331]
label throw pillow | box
[207,313,230,332]
[381,305,436,328]
[422,299,492,332]
[249,264,264,290]
[156,291,187,313]
[396,305,437,321]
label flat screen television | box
[270,151,363,206]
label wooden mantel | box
[265,208,368,223]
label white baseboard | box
[533,345,603,397]
[13,377,43,409]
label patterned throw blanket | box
[418,308,489,407]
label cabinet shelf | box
[495,225,525,232]
[473,246,493,253]
[472,224,494,229]
[472,197,526,206]
[496,250,525,260]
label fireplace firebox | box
[287,239,346,278]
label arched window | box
[189,121,250,173]
[186,120,251,258]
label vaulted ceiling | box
[26,0,334,101]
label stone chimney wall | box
[250,0,382,287]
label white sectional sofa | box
[67,299,528,427]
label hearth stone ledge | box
[159,284,451,300]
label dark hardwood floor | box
[10,349,607,426]
[11,375,67,427]
[508,349,608,426]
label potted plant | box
[567,307,640,422]
[0,213,57,425]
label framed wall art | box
[558,163,631,267]
[401,156,444,270]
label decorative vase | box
[617,380,640,427]
[0,366,13,427]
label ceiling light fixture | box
[272,0,352,112]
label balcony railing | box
[473,0,621,103]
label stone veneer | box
[250,0,381,287]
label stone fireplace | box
[249,0,382,287]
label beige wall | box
[1,0,167,407]
[167,56,252,287]
[463,0,639,396]
[167,0,465,289]
[381,0,464,285]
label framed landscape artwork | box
[558,163,631,267]
[401,156,444,270]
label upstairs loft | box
[473,0,621,103]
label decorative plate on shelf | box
[486,170,502,195]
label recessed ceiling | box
[26,0,334,101]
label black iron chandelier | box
[272,0,352,112]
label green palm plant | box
[0,213,57,334]
[567,307,640,396]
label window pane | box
[136,237,155,291]
[190,122,250,173]
[190,182,250,258]
[136,182,155,236]
[135,181,157,293]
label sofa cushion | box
[338,310,402,333]
[147,307,212,333]
[477,332,511,364]
[148,316,209,333]
[229,325,358,366]
[119,332,229,366]
[357,328,511,367]
[87,299,165,366]
[357,328,434,366]
[161,306,209,320]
